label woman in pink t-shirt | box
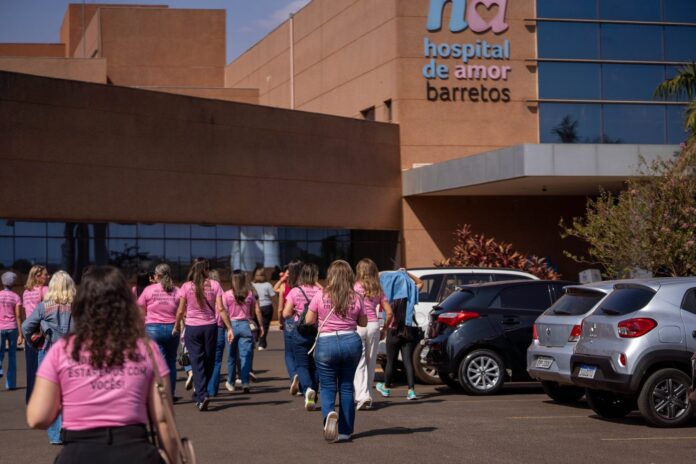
[174,258,233,411]
[282,263,322,410]
[137,264,180,397]
[27,266,175,463]
[21,265,49,403]
[353,259,393,410]
[306,260,367,443]
[0,271,23,392]
[273,259,303,390]
[223,271,264,392]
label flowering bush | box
[562,140,696,278]
[436,224,561,280]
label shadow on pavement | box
[212,400,292,411]
[352,426,438,439]
[372,399,445,410]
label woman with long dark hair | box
[353,259,393,410]
[223,271,264,393]
[306,260,367,443]
[27,266,175,463]
[282,263,321,410]
[273,259,303,394]
[174,258,233,411]
[137,264,179,396]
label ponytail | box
[186,258,209,307]
[155,263,174,293]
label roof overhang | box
[402,144,680,197]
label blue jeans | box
[38,348,62,443]
[0,329,18,390]
[283,319,297,382]
[145,323,179,395]
[292,329,318,394]
[25,343,39,403]
[208,327,226,397]
[227,320,253,385]
[314,332,362,436]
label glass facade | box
[0,220,399,283]
[536,0,695,144]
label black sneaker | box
[197,398,210,411]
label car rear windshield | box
[597,286,656,316]
[542,290,605,316]
[437,290,476,312]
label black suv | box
[423,280,572,395]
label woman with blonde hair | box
[22,265,49,403]
[22,270,76,444]
[137,264,179,397]
[306,260,367,443]
[353,259,393,410]
[27,266,174,463]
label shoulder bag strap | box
[307,304,336,356]
[144,340,189,464]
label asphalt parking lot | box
[1,332,695,464]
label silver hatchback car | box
[527,281,615,403]
[570,277,696,428]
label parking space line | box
[507,415,588,420]
[601,437,696,442]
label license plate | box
[535,357,553,369]
[578,365,597,379]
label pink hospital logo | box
[427,0,509,34]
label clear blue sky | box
[0,0,311,63]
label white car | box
[378,267,539,384]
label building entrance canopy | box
[402,144,680,197]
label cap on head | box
[1,271,17,287]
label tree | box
[551,115,579,143]
[436,224,561,280]
[561,141,696,278]
[654,62,696,135]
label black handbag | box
[296,288,318,338]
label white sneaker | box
[290,374,300,396]
[337,434,351,442]
[324,411,338,443]
[185,373,194,391]
[258,346,266,351]
[249,372,258,382]
[305,388,317,411]
[225,381,236,392]
[356,398,372,411]
[235,378,242,386]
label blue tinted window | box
[46,222,65,237]
[0,220,14,236]
[603,104,666,143]
[540,103,601,143]
[109,223,136,238]
[217,226,239,240]
[16,238,46,264]
[165,240,190,263]
[47,238,64,267]
[601,24,663,60]
[0,237,13,268]
[602,64,665,100]
[192,225,216,239]
[15,222,46,237]
[664,27,696,61]
[538,22,599,59]
[138,239,164,260]
[191,240,216,259]
[537,0,597,19]
[664,0,696,23]
[164,224,190,239]
[667,105,689,144]
[599,0,661,21]
[138,224,164,238]
[539,63,601,99]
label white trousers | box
[354,321,380,403]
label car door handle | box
[502,317,520,325]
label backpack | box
[296,287,318,338]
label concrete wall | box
[0,44,65,57]
[0,71,401,231]
[0,58,107,83]
[135,87,259,104]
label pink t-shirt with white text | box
[36,337,169,431]
[353,282,386,323]
[0,289,21,330]
[223,290,256,321]
[177,280,222,326]
[137,283,180,325]
[286,285,321,320]
[22,286,47,319]
[308,289,366,333]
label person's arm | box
[380,300,394,340]
[272,273,287,293]
[281,296,295,320]
[217,295,234,343]
[27,377,61,428]
[253,301,264,338]
[407,271,424,290]
[21,303,42,343]
[173,298,186,335]
[15,302,23,345]
[147,377,176,460]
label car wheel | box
[413,344,441,385]
[438,369,463,391]
[458,349,505,395]
[637,368,692,428]
[586,388,635,419]
[541,381,585,404]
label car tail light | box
[617,318,657,338]
[619,353,627,367]
[533,324,539,340]
[568,324,582,342]
[437,311,479,327]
